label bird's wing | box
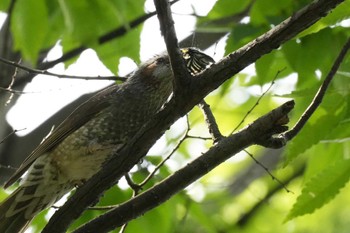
[4,84,119,188]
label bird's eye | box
[157,57,166,64]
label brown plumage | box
[0,48,214,232]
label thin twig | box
[283,38,350,140]
[78,116,193,214]
[0,57,125,81]
[0,86,38,95]
[5,59,20,105]
[237,164,305,227]
[198,100,223,142]
[0,164,18,170]
[186,135,212,140]
[120,115,190,233]
[53,204,121,211]
[0,128,26,144]
[118,175,133,233]
[124,174,142,195]
[153,0,191,94]
[139,116,191,187]
[87,205,119,211]
[232,68,284,133]
[0,128,25,171]
[77,116,192,231]
[45,1,342,231]
[244,150,293,193]
[71,101,295,233]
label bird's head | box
[131,48,215,86]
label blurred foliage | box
[2,0,143,72]
[1,0,350,232]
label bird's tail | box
[0,188,33,233]
[0,182,70,233]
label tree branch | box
[227,148,283,196]
[138,116,190,188]
[232,69,282,133]
[39,11,151,70]
[42,0,345,232]
[0,128,25,145]
[198,100,223,142]
[153,0,191,95]
[283,37,350,140]
[0,57,126,81]
[73,100,294,233]
[1,2,248,178]
[194,0,345,97]
[244,150,292,193]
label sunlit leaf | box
[250,0,293,26]
[225,24,266,52]
[0,0,10,11]
[94,25,142,75]
[284,93,347,164]
[298,0,350,38]
[11,0,48,63]
[254,50,292,86]
[126,195,178,233]
[286,158,350,221]
[204,0,252,20]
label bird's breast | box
[43,87,170,185]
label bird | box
[0,47,214,233]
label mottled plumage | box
[0,48,214,233]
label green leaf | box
[41,0,65,49]
[250,0,293,26]
[204,0,252,20]
[284,93,347,164]
[11,0,49,63]
[225,24,266,53]
[186,201,219,233]
[303,143,346,184]
[58,0,144,72]
[254,50,292,86]
[58,0,116,45]
[197,0,251,31]
[0,0,10,11]
[126,195,178,233]
[110,0,144,23]
[276,86,318,98]
[146,155,163,166]
[31,209,50,232]
[69,186,132,231]
[298,0,350,38]
[282,28,348,88]
[94,25,142,75]
[324,120,350,142]
[286,158,350,221]
[283,29,334,76]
